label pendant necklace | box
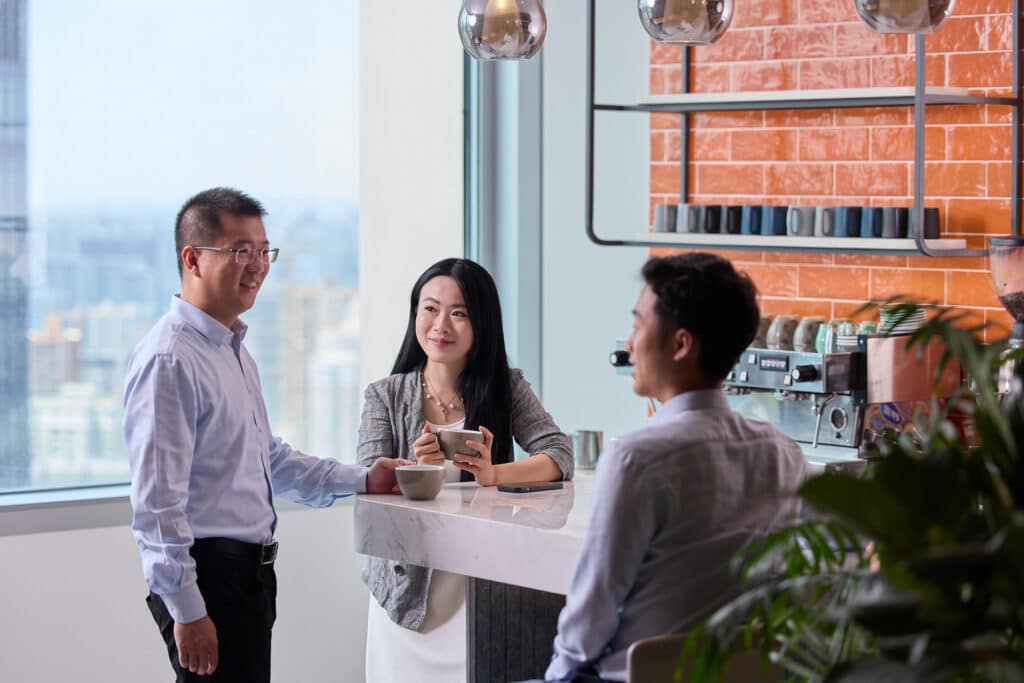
[421,369,463,421]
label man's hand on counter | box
[366,458,414,494]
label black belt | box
[192,537,278,566]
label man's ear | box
[671,327,696,363]
[181,246,201,278]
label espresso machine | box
[990,237,1024,396]
[722,335,961,468]
[609,334,961,470]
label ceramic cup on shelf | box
[766,315,798,350]
[881,207,909,238]
[740,205,763,235]
[752,315,774,348]
[676,204,705,233]
[793,316,824,352]
[857,320,879,335]
[814,321,833,354]
[908,207,940,239]
[860,207,884,238]
[834,206,863,237]
[720,205,743,234]
[653,203,678,233]
[702,205,723,233]
[762,206,789,236]
[814,207,836,237]
[787,206,816,237]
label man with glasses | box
[123,187,408,682]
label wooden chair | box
[626,633,784,683]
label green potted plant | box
[681,303,1024,682]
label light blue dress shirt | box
[124,296,367,624]
[545,389,810,682]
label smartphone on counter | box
[497,481,564,494]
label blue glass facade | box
[0,0,29,487]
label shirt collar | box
[170,295,248,347]
[648,388,730,426]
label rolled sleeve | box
[509,369,574,480]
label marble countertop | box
[353,441,862,594]
[354,472,594,594]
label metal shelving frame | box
[584,0,1023,256]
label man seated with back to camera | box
[527,253,811,683]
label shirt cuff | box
[160,583,207,624]
[356,467,368,494]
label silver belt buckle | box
[260,541,278,565]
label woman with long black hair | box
[358,257,573,682]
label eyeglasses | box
[192,246,280,265]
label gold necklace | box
[421,370,464,421]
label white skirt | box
[365,569,467,683]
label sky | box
[27,0,359,211]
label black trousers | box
[146,538,278,683]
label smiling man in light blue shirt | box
[532,254,808,683]
[124,188,407,682]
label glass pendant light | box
[638,0,734,45]
[458,0,546,61]
[852,0,955,34]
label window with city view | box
[0,0,360,493]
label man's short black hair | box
[174,187,266,278]
[641,253,760,381]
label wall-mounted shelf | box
[583,0,1023,257]
[640,233,968,255]
[626,86,1017,112]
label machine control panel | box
[725,349,858,394]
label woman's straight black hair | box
[391,258,514,478]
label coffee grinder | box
[990,237,1024,395]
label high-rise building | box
[0,0,29,489]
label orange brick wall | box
[648,0,1018,339]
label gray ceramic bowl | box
[396,465,445,501]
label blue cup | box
[761,206,788,235]
[860,207,883,238]
[741,205,762,235]
[834,206,863,237]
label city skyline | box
[1,0,364,493]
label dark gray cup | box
[881,207,909,238]
[762,206,788,235]
[653,204,678,233]
[860,207,884,238]
[835,206,863,237]
[908,207,940,239]
[741,205,762,234]
[721,206,742,234]
[702,205,722,233]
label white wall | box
[0,503,367,683]
[358,0,465,387]
[0,0,465,680]
[539,0,651,440]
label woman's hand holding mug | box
[456,426,497,486]
[412,424,445,466]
